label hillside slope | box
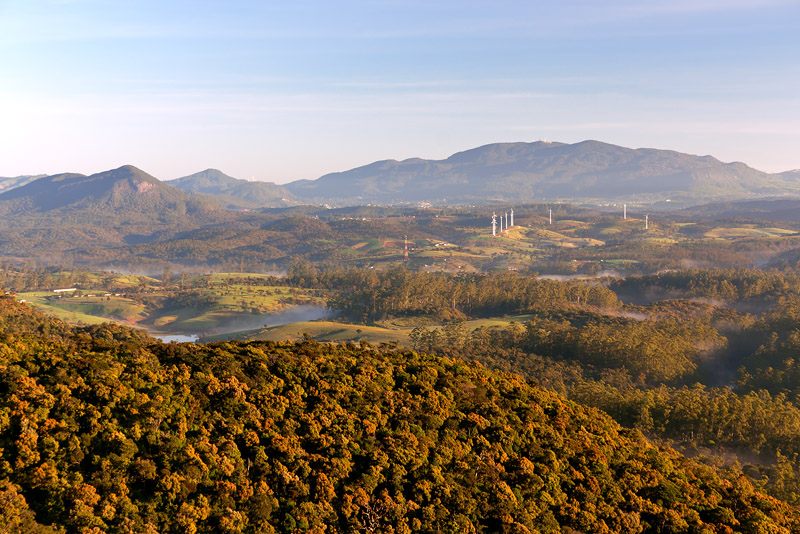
[286,140,798,205]
[0,296,796,533]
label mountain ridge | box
[3,140,800,208]
[284,140,800,205]
[0,174,47,194]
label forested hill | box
[0,296,797,533]
[681,197,800,222]
[168,169,297,209]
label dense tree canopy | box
[0,297,797,533]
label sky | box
[1,0,799,182]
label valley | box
[6,201,800,349]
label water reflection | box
[213,304,332,335]
[538,270,621,281]
[153,305,332,343]
[156,334,200,343]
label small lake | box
[211,304,333,335]
[156,334,200,343]
[538,270,622,281]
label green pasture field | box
[599,259,639,268]
[347,238,383,251]
[19,292,147,325]
[20,294,110,325]
[703,227,798,239]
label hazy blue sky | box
[1,0,799,182]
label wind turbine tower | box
[510,208,514,227]
[491,212,497,236]
[404,235,409,261]
[504,211,508,231]
[623,204,627,220]
[549,208,552,225]
[645,214,649,230]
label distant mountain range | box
[0,165,217,223]
[779,170,800,182]
[3,140,800,209]
[167,169,296,209]
[284,140,800,204]
[0,174,46,194]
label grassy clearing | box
[20,293,147,325]
[195,283,324,310]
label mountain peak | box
[0,166,218,218]
[117,164,143,172]
[104,164,158,181]
[170,169,239,188]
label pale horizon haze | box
[1,0,799,183]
